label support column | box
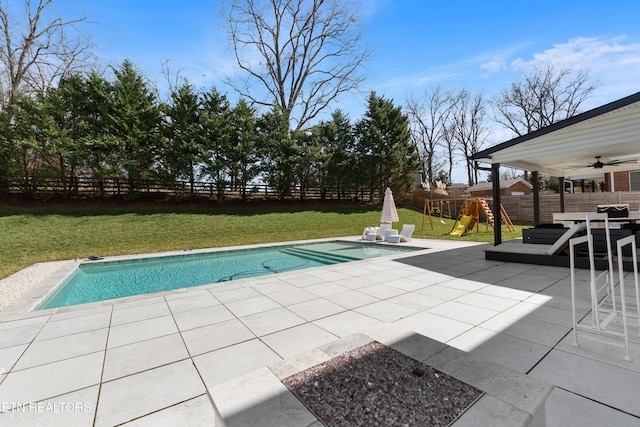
[532,171,540,226]
[610,172,615,192]
[492,163,502,246]
[559,176,565,213]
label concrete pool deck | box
[0,237,639,425]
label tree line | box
[0,60,419,200]
[0,0,600,201]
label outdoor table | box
[553,212,639,228]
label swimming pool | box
[37,241,422,310]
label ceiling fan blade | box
[587,159,639,168]
[586,156,639,168]
[605,159,637,165]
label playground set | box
[421,198,515,236]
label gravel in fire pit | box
[282,341,482,426]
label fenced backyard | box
[413,190,640,223]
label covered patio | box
[471,92,640,267]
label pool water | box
[37,241,421,310]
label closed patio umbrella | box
[380,187,399,224]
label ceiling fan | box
[588,156,636,169]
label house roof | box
[471,92,640,178]
[468,178,533,192]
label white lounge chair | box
[364,224,391,241]
[362,226,376,239]
[387,224,415,243]
[545,222,587,256]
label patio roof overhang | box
[471,92,640,179]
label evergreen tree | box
[227,99,262,200]
[258,107,299,200]
[9,94,49,195]
[308,110,354,200]
[107,60,162,194]
[355,92,419,199]
[38,82,78,195]
[324,110,354,200]
[81,71,119,196]
[294,129,320,201]
[200,87,231,199]
[162,82,204,193]
[305,124,329,200]
[0,108,13,196]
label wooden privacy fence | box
[414,190,640,223]
[5,177,380,201]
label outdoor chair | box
[387,224,415,243]
[364,224,391,241]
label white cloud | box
[480,58,507,73]
[508,35,640,104]
[371,46,525,95]
[356,0,395,19]
[511,35,640,72]
[477,46,529,75]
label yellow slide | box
[449,215,473,236]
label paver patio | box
[0,237,639,426]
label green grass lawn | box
[0,202,528,280]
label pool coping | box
[0,237,453,322]
[209,323,553,427]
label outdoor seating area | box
[482,209,640,372]
[362,187,415,244]
[487,208,640,271]
[486,222,588,268]
[361,223,415,243]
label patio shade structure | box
[381,187,399,224]
[471,91,640,245]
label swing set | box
[422,197,515,236]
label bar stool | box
[616,235,640,338]
[569,213,633,361]
[584,213,617,324]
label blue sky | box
[54,0,640,182]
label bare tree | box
[160,58,186,101]
[0,0,94,110]
[405,85,453,185]
[491,65,599,137]
[451,89,489,186]
[223,0,369,130]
